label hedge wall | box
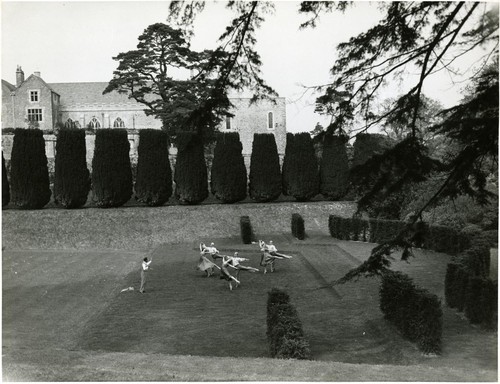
[380,271,442,354]
[266,288,311,359]
[328,215,467,255]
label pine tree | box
[135,129,172,206]
[91,129,133,208]
[320,135,350,200]
[54,128,90,208]
[174,131,208,204]
[282,132,318,201]
[249,133,281,202]
[2,152,10,207]
[10,128,51,209]
[210,132,247,203]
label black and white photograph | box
[1,0,498,381]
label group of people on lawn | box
[138,240,293,293]
[197,240,293,290]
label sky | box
[1,1,495,133]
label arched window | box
[225,116,232,130]
[65,118,74,128]
[88,117,101,129]
[267,112,274,129]
[113,117,125,128]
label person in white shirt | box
[226,252,259,282]
[259,240,293,274]
[220,255,241,291]
[140,257,152,293]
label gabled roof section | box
[2,80,16,92]
[48,82,136,106]
[24,74,59,95]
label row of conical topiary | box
[2,128,357,209]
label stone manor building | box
[1,66,286,162]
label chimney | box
[34,71,41,77]
[16,65,24,87]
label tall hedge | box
[249,133,281,202]
[320,135,349,200]
[135,129,172,206]
[10,128,51,209]
[281,133,294,196]
[174,131,208,204]
[2,152,10,207]
[210,132,247,203]
[282,133,318,201]
[54,128,90,208]
[91,129,133,208]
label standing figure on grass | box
[199,242,222,276]
[259,240,293,274]
[226,252,259,283]
[140,257,152,293]
[220,255,241,291]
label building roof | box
[48,82,134,106]
[2,80,16,92]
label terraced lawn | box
[2,233,497,381]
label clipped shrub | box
[266,289,311,359]
[210,132,247,203]
[2,152,10,207]
[320,135,349,200]
[135,129,172,206]
[10,128,51,209]
[240,216,253,244]
[380,271,442,354]
[465,276,486,324]
[54,128,90,208]
[282,132,318,201]
[249,133,281,202]
[174,132,208,204]
[91,129,133,208]
[281,133,294,196]
[291,213,305,240]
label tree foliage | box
[104,23,231,143]
[54,128,91,208]
[210,132,247,203]
[135,129,172,206]
[10,128,51,209]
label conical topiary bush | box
[135,129,172,206]
[210,132,247,203]
[320,135,350,200]
[91,129,133,208]
[2,152,10,207]
[282,132,318,201]
[54,128,90,208]
[174,131,208,204]
[10,128,51,209]
[249,133,281,202]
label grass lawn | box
[2,232,497,381]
